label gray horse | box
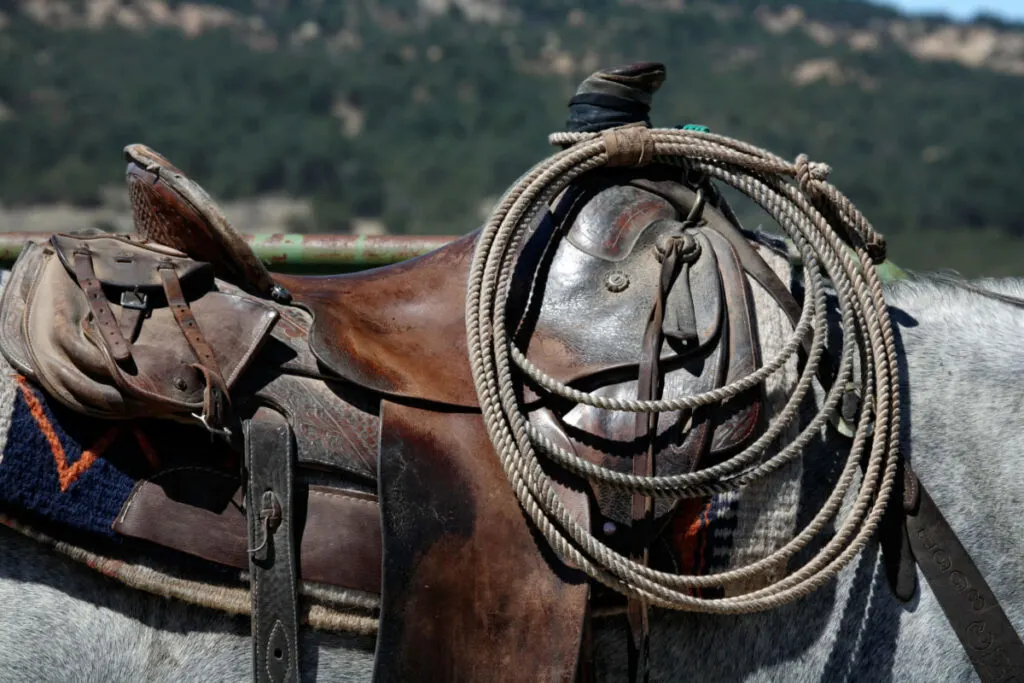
[0,233,1020,683]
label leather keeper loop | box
[603,124,655,168]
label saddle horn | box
[565,61,666,133]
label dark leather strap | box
[905,472,1024,682]
[246,408,299,683]
[699,203,841,391]
[159,264,231,429]
[879,462,919,602]
[72,249,132,362]
[113,472,382,595]
[627,231,692,683]
[119,307,144,343]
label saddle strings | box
[466,125,901,614]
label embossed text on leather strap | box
[906,482,1024,682]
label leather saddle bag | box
[0,234,278,426]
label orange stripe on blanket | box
[13,375,121,492]
[669,496,716,595]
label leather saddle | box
[3,57,1019,683]
[0,146,798,683]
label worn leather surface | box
[229,299,382,482]
[242,372,381,481]
[0,241,45,378]
[114,469,382,594]
[375,401,590,683]
[50,233,213,292]
[246,408,299,683]
[274,174,756,414]
[517,185,722,385]
[14,237,278,421]
[274,230,481,408]
[511,182,764,526]
[552,224,761,524]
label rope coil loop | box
[465,124,901,614]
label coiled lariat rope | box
[465,124,902,614]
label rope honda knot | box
[602,123,656,167]
[795,154,832,196]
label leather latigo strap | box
[72,248,132,362]
[112,471,382,595]
[904,470,1024,682]
[627,227,698,683]
[246,408,299,683]
[158,264,231,430]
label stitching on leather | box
[282,419,298,667]
[307,488,378,509]
[265,620,290,681]
[244,418,261,678]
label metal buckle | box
[191,411,233,440]
[681,188,706,228]
[120,286,148,310]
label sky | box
[884,0,1024,22]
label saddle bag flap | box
[49,233,214,297]
[19,239,278,421]
[375,401,589,683]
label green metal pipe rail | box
[0,232,458,271]
[0,230,907,280]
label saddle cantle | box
[125,143,279,299]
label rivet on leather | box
[604,270,630,292]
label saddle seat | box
[272,230,481,408]
[273,174,764,419]
[126,143,772,430]
[280,174,770,525]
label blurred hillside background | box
[0,0,1022,274]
